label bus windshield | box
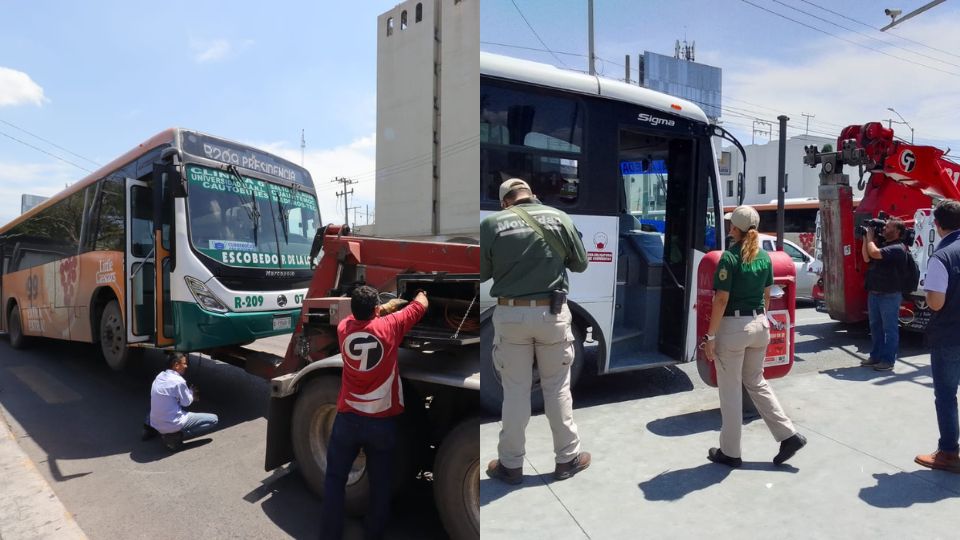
[186,164,319,269]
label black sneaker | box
[161,431,184,452]
[141,423,159,441]
[774,433,807,465]
[707,448,742,468]
[874,362,894,372]
[860,357,879,366]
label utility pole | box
[300,129,306,166]
[801,113,815,136]
[587,0,595,75]
[331,177,356,228]
[776,115,789,251]
[625,54,630,83]
[348,206,362,228]
[366,204,371,225]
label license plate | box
[273,316,291,331]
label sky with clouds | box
[481,0,960,156]
[0,1,397,226]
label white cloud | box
[0,67,47,107]
[190,38,253,63]
[720,17,960,151]
[0,161,78,224]
[255,135,377,227]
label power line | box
[509,0,571,68]
[0,129,95,173]
[0,119,101,167]
[481,41,586,58]
[770,0,960,70]
[797,0,960,61]
[739,0,960,78]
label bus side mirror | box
[159,148,186,197]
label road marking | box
[7,366,82,405]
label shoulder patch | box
[718,268,728,281]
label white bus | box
[480,52,746,411]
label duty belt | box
[724,308,765,317]
[497,297,552,307]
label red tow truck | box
[803,122,960,329]
[220,225,480,540]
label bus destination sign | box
[181,131,311,187]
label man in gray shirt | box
[147,353,219,451]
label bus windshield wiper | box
[274,189,289,244]
[225,164,261,244]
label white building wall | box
[719,135,864,206]
[375,0,479,240]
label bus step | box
[611,328,644,344]
[607,350,675,372]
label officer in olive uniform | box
[703,205,807,467]
[481,178,591,484]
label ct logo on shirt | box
[343,332,385,371]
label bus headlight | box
[184,276,229,313]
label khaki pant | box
[715,314,796,458]
[493,303,581,469]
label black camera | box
[856,218,887,239]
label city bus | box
[479,52,751,411]
[723,200,820,253]
[0,128,321,370]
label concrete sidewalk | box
[480,352,960,539]
[0,407,87,540]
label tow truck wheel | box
[100,300,131,370]
[291,375,370,516]
[8,305,28,349]
[433,417,480,540]
[480,314,585,415]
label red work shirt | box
[336,301,426,417]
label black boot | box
[773,433,807,465]
[707,448,742,468]
[141,423,159,441]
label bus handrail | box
[130,247,156,278]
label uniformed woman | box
[702,205,807,467]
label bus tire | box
[99,300,130,370]
[8,305,28,349]
[291,375,370,516]
[433,417,480,540]
[480,315,585,415]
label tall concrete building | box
[375,0,479,240]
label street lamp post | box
[887,107,915,144]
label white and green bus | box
[0,128,320,370]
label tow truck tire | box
[480,315,585,415]
[292,375,371,516]
[434,418,480,540]
[99,300,131,370]
[8,305,28,349]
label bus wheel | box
[480,315,585,415]
[8,305,29,349]
[434,417,480,540]
[99,300,130,370]
[291,375,369,516]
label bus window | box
[480,82,582,208]
[130,186,153,257]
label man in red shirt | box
[321,285,427,540]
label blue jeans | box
[321,413,397,540]
[181,412,219,440]
[931,345,960,452]
[868,291,901,363]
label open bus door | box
[126,178,155,344]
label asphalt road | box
[0,337,446,540]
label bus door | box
[615,128,697,366]
[126,178,155,343]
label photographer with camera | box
[861,217,908,371]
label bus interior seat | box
[613,213,664,353]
